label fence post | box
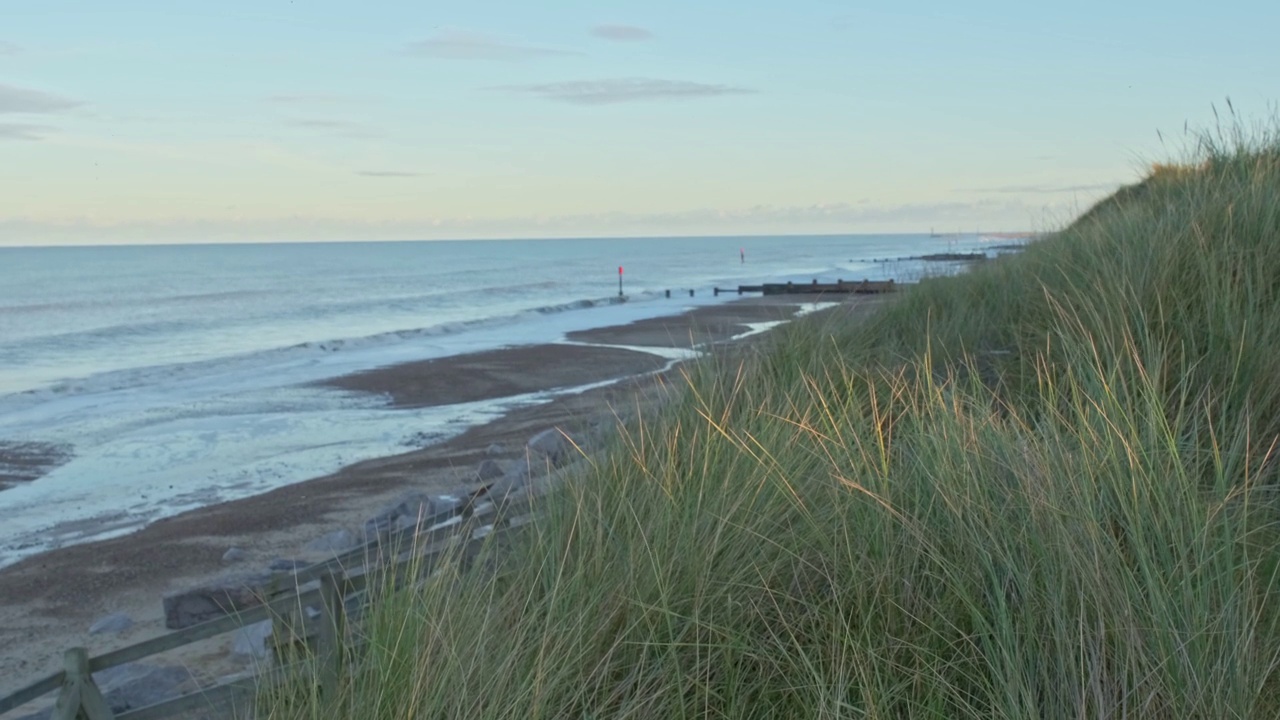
[318,573,346,697]
[53,647,114,720]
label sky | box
[1,0,1277,246]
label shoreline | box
[0,294,886,707]
[0,291,849,569]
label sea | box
[0,233,1014,567]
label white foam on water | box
[0,295,742,567]
[0,234,1004,567]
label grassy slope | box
[264,140,1280,719]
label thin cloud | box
[407,30,580,61]
[267,94,346,104]
[0,83,82,114]
[499,77,755,105]
[591,24,653,41]
[962,182,1119,194]
[0,41,19,56]
[357,170,422,178]
[0,122,53,141]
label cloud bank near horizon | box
[1,196,1072,246]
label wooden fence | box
[0,491,538,720]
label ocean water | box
[0,234,1011,565]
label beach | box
[0,294,883,709]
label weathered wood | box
[1,493,540,719]
[116,662,301,720]
[54,648,114,720]
[760,280,895,295]
[290,504,480,586]
[0,670,65,714]
[89,587,321,673]
[317,574,345,696]
[342,520,517,597]
[719,280,897,296]
[116,676,257,720]
[277,523,520,660]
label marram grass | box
[261,134,1280,719]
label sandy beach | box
[0,295,883,712]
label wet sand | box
[0,441,73,492]
[0,295,883,711]
[322,344,668,409]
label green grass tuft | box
[262,131,1280,719]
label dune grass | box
[260,133,1280,718]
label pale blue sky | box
[1,0,1276,245]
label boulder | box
[363,492,464,538]
[269,558,307,573]
[162,572,272,629]
[504,457,532,485]
[305,528,357,554]
[18,663,196,719]
[89,612,134,635]
[221,547,248,563]
[527,428,580,467]
[476,458,504,481]
[231,619,274,659]
[484,443,506,457]
[98,663,194,713]
[477,459,534,504]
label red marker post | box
[618,266,624,297]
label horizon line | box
[0,229,1039,250]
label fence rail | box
[0,490,538,720]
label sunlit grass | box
[261,129,1280,718]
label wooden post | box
[53,648,113,720]
[318,573,345,697]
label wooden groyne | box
[714,279,896,296]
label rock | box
[476,458,504,481]
[527,428,580,467]
[305,528,357,554]
[89,612,134,635]
[528,471,568,497]
[98,663,194,713]
[15,663,193,720]
[479,460,533,503]
[221,547,248,563]
[231,619,274,659]
[504,457,532,484]
[363,492,464,538]
[269,558,307,573]
[485,443,506,456]
[162,572,272,629]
